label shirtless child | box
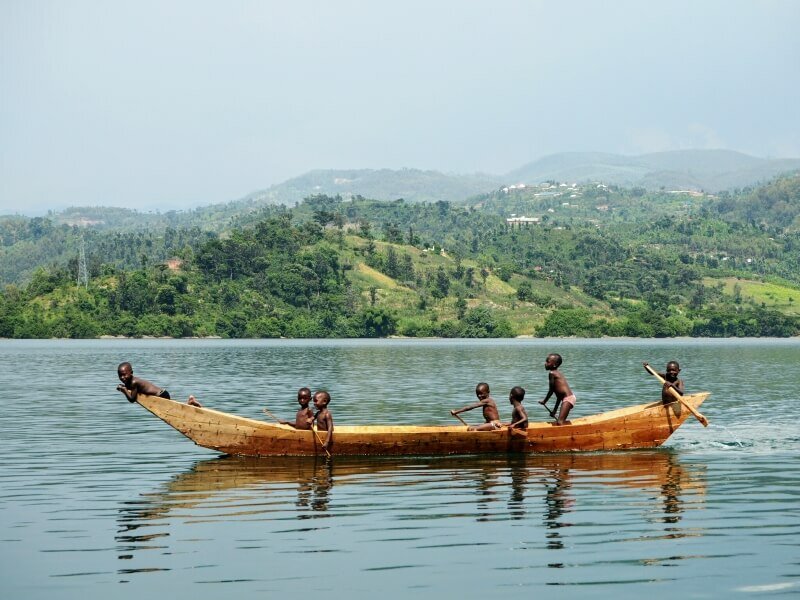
[279,387,314,430]
[313,390,334,451]
[116,362,170,403]
[643,361,684,403]
[538,353,576,426]
[451,382,502,431]
[505,386,529,432]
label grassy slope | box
[706,277,800,316]
[344,236,615,334]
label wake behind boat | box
[135,392,710,456]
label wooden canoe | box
[136,391,709,456]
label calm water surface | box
[1,338,799,599]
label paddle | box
[644,363,709,427]
[312,423,332,459]
[450,410,469,426]
[262,407,279,421]
[538,398,559,419]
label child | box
[116,362,170,403]
[505,386,529,431]
[643,361,684,403]
[280,387,314,430]
[451,382,501,431]
[538,353,575,426]
[313,390,334,451]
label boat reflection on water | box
[116,450,706,569]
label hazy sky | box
[2,0,798,215]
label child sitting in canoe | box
[116,362,170,403]
[279,387,314,430]
[451,382,502,431]
[643,361,684,403]
[313,390,334,452]
[505,386,529,432]
[539,353,576,426]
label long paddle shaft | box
[312,424,332,458]
[549,398,562,420]
[451,411,469,426]
[644,364,709,427]
[262,407,279,421]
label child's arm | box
[117,384,132,401]
[117,382,138,402]
[643,362,666,379]
[539,377,555,405]
[451,401,483,415]
[663,379,684,395]
[506,406,529,429]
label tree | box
[432,266,450,298]
[359,307,397,337]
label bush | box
[461,306,514,338]
[537,308,601,337]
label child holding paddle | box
[451,382,502,430]
[643,361,684,403]
[278,387,314,430]
[539,353,576,426]
[313,390,334,452]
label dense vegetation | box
[1,174,799,338]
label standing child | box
[539,353,576,426]
[280,387,314,430]
[116,362,170,403]
[313,390,334,452]
[451,382,501,431]
[505,386,529,431]
[643,361,684,403]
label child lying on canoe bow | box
[116,362,170,403]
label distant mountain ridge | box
[243,168,503,205]
[239,150,800,207]
[506,150,800,192]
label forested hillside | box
[1,174,799,338]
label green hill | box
[2,177,799,338]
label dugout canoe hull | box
[136,392,709,456]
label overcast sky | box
[2,0,798,215]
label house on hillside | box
[506,215,540,229]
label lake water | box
[1,338,799,599]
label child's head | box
[297,387,312,407]
[545,353,562,370]
[475,382,490,399]
[509,386,525,403]
[665,361,681,381]
[313,390,331,410]
[117,362,133,384]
